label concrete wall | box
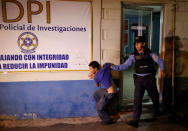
[174,0,188,116]
[0,0,102,119]
[101,0,121,65]
[175,0,188,77]
[0,80,97,119]
[0,0,188,119]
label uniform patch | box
[152,53,158,61]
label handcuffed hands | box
[88,72,95,79]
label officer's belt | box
[133,74,155,79]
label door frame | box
[120,2,164,106]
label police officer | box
[111,36,165,127]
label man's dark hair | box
[89,61,100,69]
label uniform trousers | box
[133,77,159,121]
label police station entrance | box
[120,3,163,106]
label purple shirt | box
[94,63,112,89]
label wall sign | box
[0,0,91,71]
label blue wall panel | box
[0,80,98,119]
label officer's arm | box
[150,53,165,78]
[111,55,134,71]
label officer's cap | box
[135,36,146,43]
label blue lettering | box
[24,55,35,60]
[3,63,28,69]
[37,63,68,69]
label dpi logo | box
[17,32,38,53]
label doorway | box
[121,3,163,104]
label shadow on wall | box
[162,35,188,119]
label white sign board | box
[0,0,91,71]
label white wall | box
[175,0,188,77]
[1,0,187,82]
[176,0,188,52]
[100,0,121,65]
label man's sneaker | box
[126,120,139,128]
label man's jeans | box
[93,88,115,122]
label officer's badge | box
[18,32,38,54]
[152,53,158,61]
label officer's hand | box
[159,70,165,78]
[110,64,114,69]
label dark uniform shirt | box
[112,53,164,76]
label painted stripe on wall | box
[0,80,97,119]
